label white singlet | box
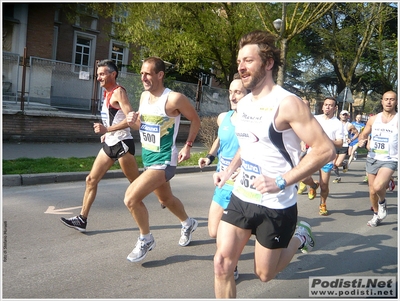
[100,86,133,146]
[314,114,343,164]
[232,85,302,209]
[368,112,398,161]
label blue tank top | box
[217,110,239,191]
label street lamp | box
[273,16,286,86]
[273,18,282,32]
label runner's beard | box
[242,67,266,91]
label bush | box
[198,116,218,150]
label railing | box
[2,53,230,117]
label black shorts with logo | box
[103,139,135,160]
[221,193,298,249]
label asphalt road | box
[2,158,398,299]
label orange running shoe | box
[308,181,319,200]
[319,204,328,216]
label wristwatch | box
[275,175,287,190]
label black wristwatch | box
[275,175,287,190]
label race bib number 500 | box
[140,123,161,152]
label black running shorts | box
[221,193,298,249]
[336,146,349,155]
[103,139,135,160]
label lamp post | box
[273,4,287,86]
[273,18,283,36]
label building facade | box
[3,3,132,72]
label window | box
[73,32,96,72]
[54,8,60,22]
[111,5,128,36]
[75,37,90,69]
[75,4,98,30]
[111,44,124,67]
[110,41,128,73]
[112,9,128,24]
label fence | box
[2,53,230,117]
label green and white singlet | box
[139,88,180,167]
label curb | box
[2,165,217,187]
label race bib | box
[233,159,262,202]
[140,123,161,152]
[372,136,389,155]
[219,156,234,186]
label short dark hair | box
[238,30,282,78]
[144,56,166,75]
[325,96,338,107]
[97,59,119,79]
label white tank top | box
[313,114,343,164]
[100,86,133,146]
[342,122,351,147]
[368,112,398,161]
[232,85,301,209]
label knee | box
[372,182,385,194]
[214,253,230,277]
[85,174,99,187]
[124,195,139,210]
[208,228,217,239]
[255,268,275,283]
[257,273,275,283]
[320,182,329,192]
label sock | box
[333,166,340,177]
[378,199,386,205]
[295,233,306,249]
[181,218,191,228]
[79,215,87,222]
[140,233,152,241]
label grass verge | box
[2,151,214,175]
[2,148,368,175]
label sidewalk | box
[2,141,207,160]
[2,141,214,186]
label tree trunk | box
[276,38,287,86]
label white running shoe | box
[179,218,198,246]
[127,235,156,262]
[367,214,381,227]
[295,221,315,253]
[378,201,387,220]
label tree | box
[299,3,397,113]
[111,3,260,88]
[357,4,398,95]
[252,2,335,86]
[310,3,393,91]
